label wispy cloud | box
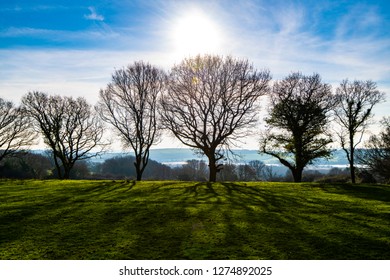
[0,26,119,45]
[0,5,67,12]
[202,1,390,83]
[335,4,383,39]
[0,6,22,12]
[84,6,104,21]
[0,48,174,104]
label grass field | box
[0,180,389,260]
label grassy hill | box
[0,180,389,259]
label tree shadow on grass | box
[0,181,389,259]
[315,183,390,203]
[174,182,390,259]
[58,182,390,259]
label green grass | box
[0,180,389,259]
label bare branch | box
[0,97,37,163]
[160,55,271,182]
[357,116,390,183]
[333,79,386,183]
[22,91,107,179]
[97,61,165,181]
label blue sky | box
[1,0,389,149]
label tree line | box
[0,152,372,183]
[0,55,388,183]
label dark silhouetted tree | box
[357,117,390,183]
[161,55,271,182]
[22,91,107,179]
[0,97,36,163]
[333,79,385,183]
[98,61,165,181]
[248,160,267,180]
[260,72,334,182]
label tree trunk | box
[292,168,303,182]
[350,149,356,184]
[134,149,150,181]
[134,161,143,181]
[350,133,356,184]
[53,155,63,179]
[207,153,218,182]
[209,163,217,182]
[63,168,71,180]
[63,162,74,180]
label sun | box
[171,10,223,58]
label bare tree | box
[175,159,208,181]
[237,164,257,181]
[248,160,267,180]
[333,80,385,183]
[98,61,165,181]
[357,117,390,183]
[22,91,107,179]
[260,72,334,182]
[0,97,36,163]
[161,55,271,182]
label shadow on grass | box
[315,183,390,203]
[0,180,389,259]
[176,182,390,259]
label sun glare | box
[171,10,223,58]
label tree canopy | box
[260,72,334,182]
[98,61,165,181]
[161,55,271,182]
[333,79,385,183]
[22,91,107,179]
[0,97,36,162]
[358,117,390,183]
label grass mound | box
[0,180,389,259]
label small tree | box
[333,80,385,183]
[248,160,267,180]
[98,61,165,181]
[260,72,334,182]
[22,91,106,179]
[237,164,257,181]
[0,97,36,163]
[175,160,208,181]
[161,55,271,182]
[357,117,390,183]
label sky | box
[1,0,389,150]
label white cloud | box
[0,49,176,104]
[84,6,104,21]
